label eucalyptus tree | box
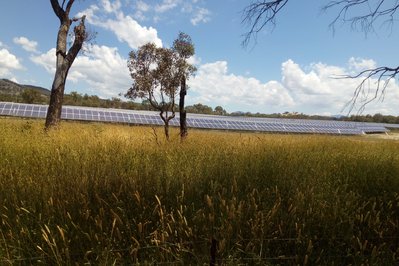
[126,33,196,141]
[242,0,399,112]
[45,0,88,129]
[126,43,180,140]
[172,32,196,140]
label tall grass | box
[1,117,398,264]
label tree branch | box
[241,0,399,113]
[323,0,399,34]
[241,0,288,46]
[65,15,86,64]
[50,0,65,22]
[50,0,76,22]
[339,66,399,114]
[65,0,75,16]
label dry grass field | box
[1,117,398,265]
[365,132,399,140]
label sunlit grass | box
[1,117,398,264]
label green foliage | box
[126,33,196,140]
[172,32,197,79]
[173,32,195,59]
[186,103,214,114]
[126,33,196,115]
[21,89,45,104]
[214,105,227,115]
[126,42,180,132]
[1,118,399,264]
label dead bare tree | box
[45,0,87,130]
[242,0,399,113]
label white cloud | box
[280,59,399,115]
[30,45,131,98]
[69,45,131,97]
[0,48,24,79]
[79,1,162,49]
[281,59,345,95]
[190,7,211,25]
[188,58,399,115]
[13,37,38,53]
[29,39,399,115]
[281,60,354,113]
[103,13,162,48]
[136,0,150,12]
[30,49,56,73]
[78,4,100,21]
[134,0,150,21]
[0,49,22,69]
[187,55,201,66]
[348,57,377,73]
[188,61,294,111]
[101,0,121,13]
[155,0,181,13]
[130,0,211,25]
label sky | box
[0,0,399,116]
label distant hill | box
[0,79,50,96]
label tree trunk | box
[45,69,69,128]
[164,121,170,141]
[179,76,188,140]
[45,0,86,130]
[159,110,173,141]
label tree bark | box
[45,0,85,130]
[164,121,170,141]
[160,110,174,141]
[179,76,188,140]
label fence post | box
[210,238,218,266]
[210,238,217,266]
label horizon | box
[0,77,397,118]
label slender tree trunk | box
[164,121,170,141]
[160,110,173,141]
[179,75,188,140]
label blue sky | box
[0,0,398,115]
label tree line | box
[3,89,399,125]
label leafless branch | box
[241,0,288,47]
[339,66,399,114]
[323,0,399,34]
[50,0,65,22]
[241,0,399,114]
[65,15,86,63]
[65,0,75,16]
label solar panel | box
[384,123,399,129]
[1,101,398,135]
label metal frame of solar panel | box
[1,101,397,135]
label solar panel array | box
[1,101,397,135]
